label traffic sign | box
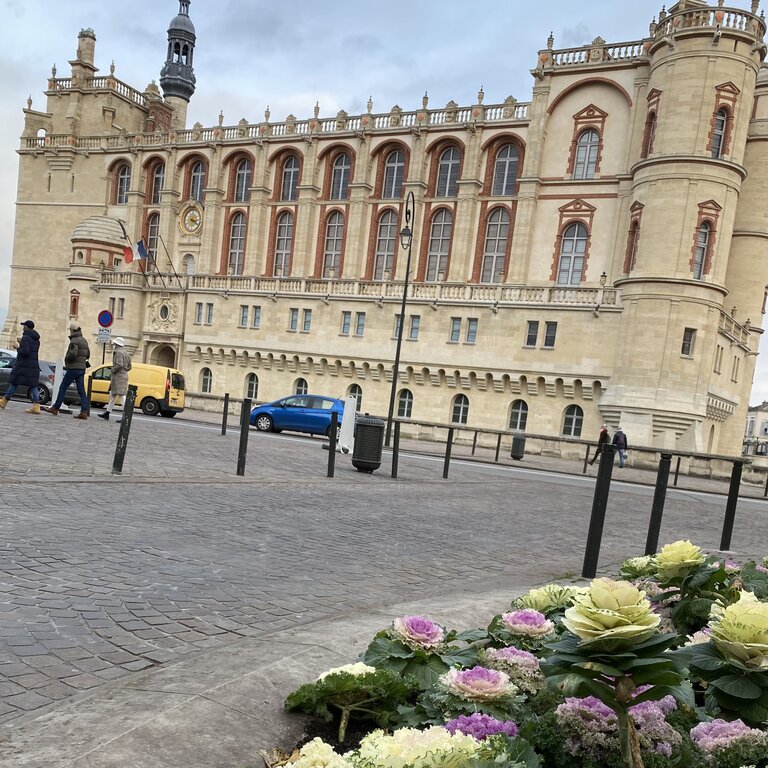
[97,328,112,344]
[98,309,114,328]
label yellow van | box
[87,363,186,417]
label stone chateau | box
[4,0,768,454]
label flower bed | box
[273,542,768,768]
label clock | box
[179,204,203,235]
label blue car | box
[250,394,345,437]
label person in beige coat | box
[97,337,131,421]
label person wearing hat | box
[47,322,91,419]
[0,320,41,413]
[97,337,132,421]
[588,424,611,465]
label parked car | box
[0,348,16,359]
[0,357,79,405]
[250,394,345,437]
[87,363,186,416]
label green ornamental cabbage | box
[710,590,768,669]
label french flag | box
[123,240,149,264]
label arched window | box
[146,213,160,265]
[330,153,351,200]
[274,211,294,276]
[557,223,588,285]
[190,160,206,202]
[323,211,344,278]
[151,162,165,205]
[436,147,460,197]
[228,212,246,275]
[693,221,711,280]
[451,394,469,424]
[69,290,80,318]
[115,163,131,204]
[234,158,251,202]
[562,404,583,437]
[383,149,405,199]
[374,210,397,280]
[573,129,599,179]
[509,400,528,431]
[480,208,510,284]
[245,373,259,401]
[295,377,308,395]
[426,209,452,281]
[397,389,413,418]
[182,254,195,275]
[348,384,362,411]
[626,220,640,273]
[200,367,213,394]
[492,145,519,196]
[281,155,299,201]
[642,112,657,159]
[711,108,728,159]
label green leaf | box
[709,674,764,700]
[629,669,684,687]
[455,628,489,643]
[439,645,479,668]
[403,654,448,690]
[573,660,625,677]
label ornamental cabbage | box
[709,590,768,668]
[392,615,445,649]
[350,726,478,768]
[654,539,706,580]
[316,663,376,681]
[290,738,352,768]
[513,583,587,614]
[440,666,517,701]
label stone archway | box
[150,344,176,368]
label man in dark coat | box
[0,320,41,414]
[612,427,628,468]
[588,425,610,465]
[47,322,91,419]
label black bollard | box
[443,427,454,479]
[471,431,478,456]
[673,456,681,486]
[581,444,616,578]
[494,434,502,463]
[221,392,230,436]
[391,421,401,479]
[86,375,93,407]
[327,411,337,478]
[583,445,590,474]
[720,460,744,551]
[112,385,137,475]
[236,398,252,477]
[645,453,672,555]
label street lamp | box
[385,191,415,446]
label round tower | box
[159,0,196,129]
[606,0,766,453]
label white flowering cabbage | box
[316,663,376,681]
[654,540,706,580]
[710,591,768,669]
[349,727,478,768]
[290,737,352,768]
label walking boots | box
[97,411,109,421]
[74,412,89,420]
[46,406,59,415]
[0,397,7,409]
[25,403,40,415]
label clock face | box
[181,206,202,235]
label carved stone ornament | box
[589,36,606,62]
[147,299,179,332]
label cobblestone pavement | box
[0,405,766,727]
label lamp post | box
[385,191,415,447]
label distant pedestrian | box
[612,427,628,468]
[0,320,41,414]
[47,323,91,419]
[588,425,610,465]
[97,337,131,421]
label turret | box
[159,0,196,129]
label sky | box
[2,0,768,404]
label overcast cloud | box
[2,0,767,404]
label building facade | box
[4,0,768,454]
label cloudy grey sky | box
[2,0,768,403]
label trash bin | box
[510,432,526,460]
[352,414,385,473]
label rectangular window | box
[450,317,462,342]
[239,305,249,327]
[117,298,125,319]
[714,344,723,373]
[732,356,740,382]
[544,321,557,348]
[108,297,116,314]
[746,416,755,437]
[289,308,299,331]
[394,314,403,339]
[525,321,539,347]
[409,315,421,340]
[465,318,478,344]
[302,308,312,332]
[195,302,203,325]
[681,328,696,357]
[113,257,122,270]
[340,311,351,335]
[251,305,261,329]
[206,303,214,325]
[355,312,366,336]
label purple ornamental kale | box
[444,712,518,740]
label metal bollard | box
[327,412,337,478]
[583,445,591,474]
[494,434,502,463]
[673,456,681,486]
[471,431,478,456]
[763,472,768,498]
[391,421,401,479]
[112,385,137,475]
[443,427,454,479]
[720,460,744,551]
[645,453,672,555]
[581,444,616,578]
[236,398,252,476]
[86,375,93,406]
[221,392,229,436]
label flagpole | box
[117,219,150,288]
[158,234,183,289]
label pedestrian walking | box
[0,320,41,414]
[47,323,91,419]
[588,425,610,465]
[97,337,131,421]
[612,426,628,468]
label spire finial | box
[26,95,32,109]
[477,86,485,104]
[751,0,759,13]
[264,104,271,121]
[547,31,554,49]
[51,63,57,77]
[422,91,429,109]
[110,60,115,76]
[314,101,320,118]
[218,110,224,126]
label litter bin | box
[510,432,526,460]
[352,414,385,473]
